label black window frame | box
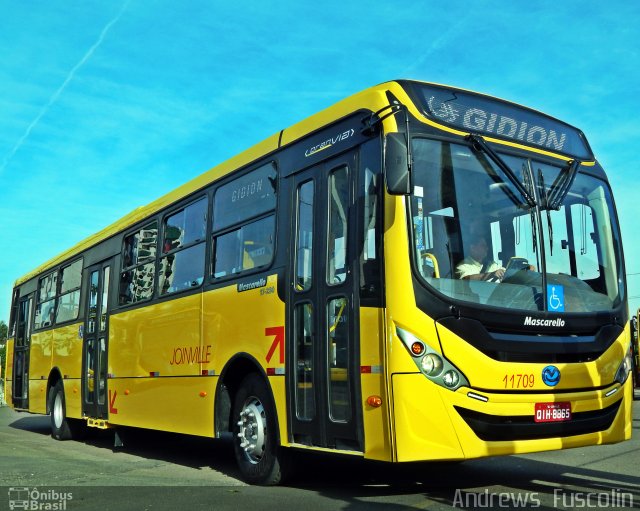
[33,257,84,330]
[8,288,19,337]
[55,258,83,324]
[158,195,208,296]
[118,220,159,306]
[211,161,278,282]
[34,271,57,330]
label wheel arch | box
[46,367,64,414]
[214,353,281,443]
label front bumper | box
[391,373,632,462]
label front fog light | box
[442,370,460,388]
[421,353,444,376]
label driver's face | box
[470,238,488,261]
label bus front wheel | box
[232,374,290,485]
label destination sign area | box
[213,162,277,231]
[404,82,593,160]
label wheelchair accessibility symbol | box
[547,285,565,312]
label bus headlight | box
[396,327,469,391]
[442,370,460,388]
[421,353,443,376]
[614,345,633,385]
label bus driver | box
[455,234,505,282]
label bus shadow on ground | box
[290,452,640,509]
[8,413,240,477]
[8,412,640,510]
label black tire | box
[49,380,86,440]
[232,374,290,485]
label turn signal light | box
[411,341,425,356]
[366,395,383,408]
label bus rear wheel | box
[49,380,85,440]
[232,374,290,485]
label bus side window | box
[327,166,349,285]
[159,197,207,295]
[213,216,275,278]
[119,222,158,305]
[359,162,382,304]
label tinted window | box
[327,167,349,285]
[213,216,275,278]
[123,222,158,269]
[295,181,314,291]
[213,163,277,230]
[60,259,82,293]
[163,198,207,253]
[160,243,206,295]
[56,259,82,323]
[159,198,207,296]
[120,222,158,305]
[212,163,277,280]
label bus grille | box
[454,399,621,442]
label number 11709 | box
[503,373,535,388]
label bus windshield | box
[409,137,624,313]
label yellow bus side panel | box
[49,322,84,419]
[62,379,83,419]
[107,376,214,436]
[268,375,288,446]
[28,380,47,414]
[110,294,202,379]
[392,374,464,461]
[203,275,285,441]
[29,330,53,382]
[108,293,206,432]
[107,275,284,438]
[28,329,54,413]
[359,307,392,461]
[51,323,83,379]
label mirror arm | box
[361,103,408,136]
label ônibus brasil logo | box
[523,316,565,327]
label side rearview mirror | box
[384,132,412,195]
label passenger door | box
[12,294,33,409]
[286,152,361,451]
[82,261,112,419]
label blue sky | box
[1,1,639,323]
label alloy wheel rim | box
[236,397,267,464]
[53,393,64,429]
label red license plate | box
[534,402,571,423]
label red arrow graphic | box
[109,389,118,414]
[265,326,285,364]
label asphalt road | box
[0,392,639,511]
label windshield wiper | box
[547,159,581,210]
[522,164,538,253]
[467,134,537,208]
[538,168,553,256]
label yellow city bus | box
[4,80,633,484]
